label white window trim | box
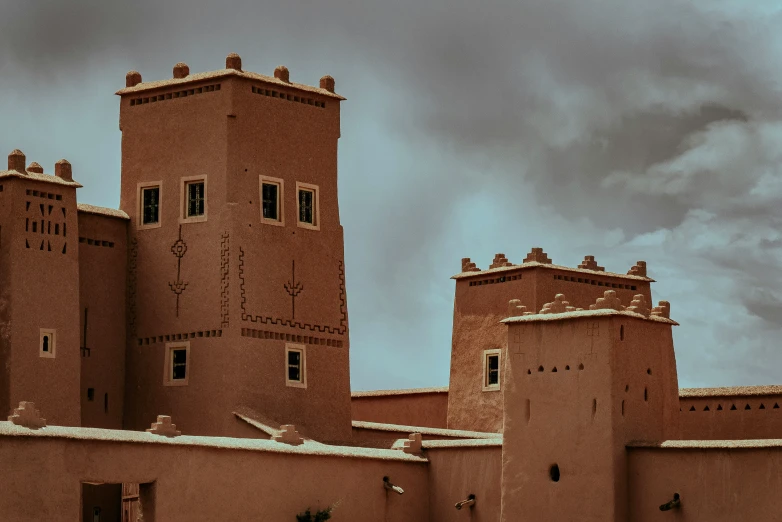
[39,328,56,358]
[285,343,307,389]
[164,342,190,386]
[259,175,285,227]
[482,348,502,392]
[295,182,320,231]
[136,181,163,230]
[179,175,207,224]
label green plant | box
[296,506,332,522]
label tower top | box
[116,54,345,101]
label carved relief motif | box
[238,247,347,335]
[168,225,189,317]
[220,232,230,328]
[128,237,139,337]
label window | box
[137,181,162,230]
[285,344,306,388]
[259,175,284,226]
[180,176,207,223]
[40,329,56,358]
[296,182,320,230]
[164,342,190,386]
[482,349,501,391]
[87,388,95,401]
[142,186,160,225]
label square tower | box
[117,55,351,441]
[499,293,679,521]
[448,249,653,433]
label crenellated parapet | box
[461,257,481,272]
[523,247,552,264]
[490,253,513,269]
[8,402,46,430]
[578,255,605,272]
[590,290,625,311]
[273,424,304,446]
[146,415,181,437]
[628,261,647,277]
[507,299,534,318]
[539,294,581,314]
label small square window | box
[164,342,190,386]
[482,349,501,391]
[137,181,162,230]
[259,176,285,226]
[285,344,306,388]
[40,329,56,358]
[141,186,160,225]
[296,182,320,230]
[180,176,207,223]
[186,181,205,218]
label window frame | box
[40,328,56,358]
[179,175,208,224]
[164,342,190,386]
[285,343,307,389]
[295,182,320,231]
[259,175,285,226]
[482,348,502,392]
[136,181,163,230]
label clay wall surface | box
[426,445,501,522]
[678,391,782,440]
[0,178,13,417]
[351,390,449,428]
[500,313,676,522]
[628,445,782,521]
[0,424,428,522]
[77,210,128,429]
[4,177,81,425]
[228,75,351,441]
[448,262,652,433]
[501,317,616,522]
[119,75,235,436]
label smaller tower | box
[0,150,82,426]
[499,292,678,521]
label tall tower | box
[499,292,679,521]
[117,55,351,441]
[448,248,653,433]
[0,151,81,426]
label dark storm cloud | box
[2,0,781,388]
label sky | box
[1,0,781,391]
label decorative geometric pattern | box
[137,329,222,346]
[168,225,189,317]
[128,238,139,337]
[240,327,344,348]
[283,260,304,319]
[220,232,230,328]
[238,247,347,336]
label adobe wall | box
[228,73,351,441]
[351,390,449,428]
[0,423,428,522]
[0,177,12,418]
[3,176,81,426]
[77,210,128,429]
[628,444,782,521]
[448,254,653,434]
[678,391,782,440]
[426,443,502,522]
[500,308,678,522]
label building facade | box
[2,54,782,522]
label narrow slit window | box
[40,329,56,358]
[288,349,301,382]
[142,186,160,225]
[186,181,206,218]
